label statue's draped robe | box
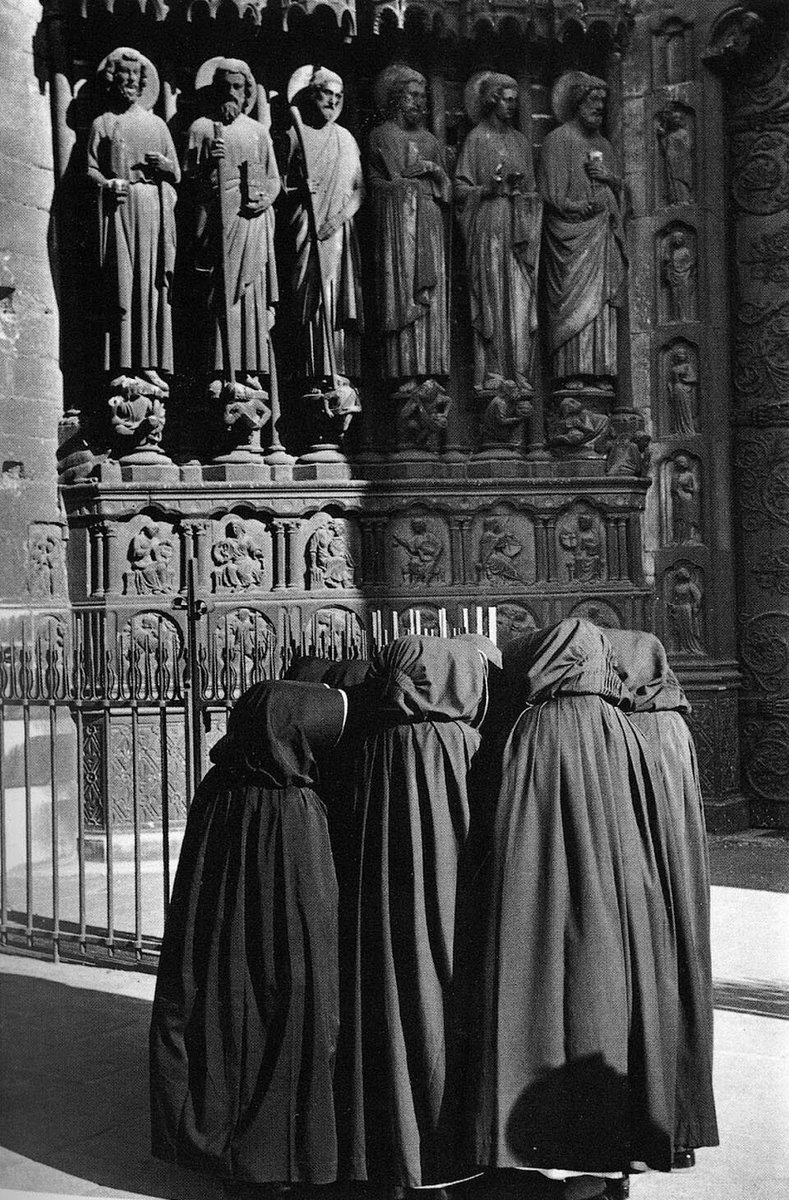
[605,630,718,1155]
[368,122,450,378]
[288,123,364,378]
[538,123,627,382]
[185,114,280,375]
[150,680,346,1184]
[470,619,679,1177]
[455,123,540,390]
[87,107,180,373]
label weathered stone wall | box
[0,0,67,606]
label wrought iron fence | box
[0,592,497,971]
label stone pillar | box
[707,3,789,825]
[0,0,63,610]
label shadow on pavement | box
[0,971,225,1199]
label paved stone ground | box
[0,832,787,1200]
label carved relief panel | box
[123,518,178,597]
[212,608,277,701]
[651,15,694,87]
[117,611,183,701]
[557,504,607,586]
[303,607,367,658]
[26,524,67,600]
[496,602,538,648]
[471,508,536,589]
[303,511,358,591]
[387,511,450,587]
[655,102,695,208]
[210,517,270,594]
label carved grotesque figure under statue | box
[87,49,179,399]
[455,73,541,394]
[538,72,627,394]
[369,64,450,388]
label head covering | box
[97,47,159,110]
[368,635,488,724]
[285,655,371,687]
[195,56,257,114]
[210,679,345,786]
[374,62,426,115]
[551,70,608,123]
[453,632,503,669]
[464,71,518,123]
[502,618,627,706]
[604,629,690,713]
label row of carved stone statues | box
[88,50,633,459]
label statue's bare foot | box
[140,369,169,394]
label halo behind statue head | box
[287,65,344,120]
[464,71,518,124]
[374,62,426,116]
[98,47,160,110]
[195,57,258,115]
[551,71,608,124]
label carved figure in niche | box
[662,229,697,322]
[309,607,366,658]
[87,49,179,389]
[667,345,699,434]
[395,518,445,585]
[212,519,265,591]
[550,396,609,456]
[217,608,273,698]
[184,58,280,387]
[560,513,603,583]
[126,522,175,595]
[123,613,181,702]
[301,375,362,446]
[286,66,364,380]
[369,64,450,383]
[656,105,694,206]
[668,565,705,654]
[479,376,533,452]
[476,516,525,584]
[395,379,451,453]
[538,73,627,391]
[108,374,167,459]
[455,73,540,392]
[206,377,271,458]
[307,517,355,589]
[27,529,61,599]
[671,455,702,544]
[496,603,537,645]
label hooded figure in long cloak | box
[605,629,718,1161]
[150,679,347,1185]
[338,635,498,1189]
[470,619,678,1186]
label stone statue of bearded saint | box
[286,66,365,380]
[369,64,450,382]
[538,72,627,391]
[87,48,180,390]
[455,73,541,393]
[184,58,280,386]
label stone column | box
[707,3,789,825]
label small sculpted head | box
[308,68,344,126]
[480,74,519,125]
[213,68,249,125]
[104,49,145,109]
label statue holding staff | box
[369,64,450,383]
[286,66,365,382]
[184,58,280,388]
[538,72,627,392]
[87,48,179,392]
[455,72,541,393]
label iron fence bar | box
[49,701,60,963]
[74,703,87,955]
[160,702,171,918]
[0,705,6,945]
[23,700,33,949]
[103,701,115,956]
[130,700,143,960]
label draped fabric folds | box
[606,629,718,1153]
[471,619,679,1176]
[150,681,346,1184]
[338,636,491,1188]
